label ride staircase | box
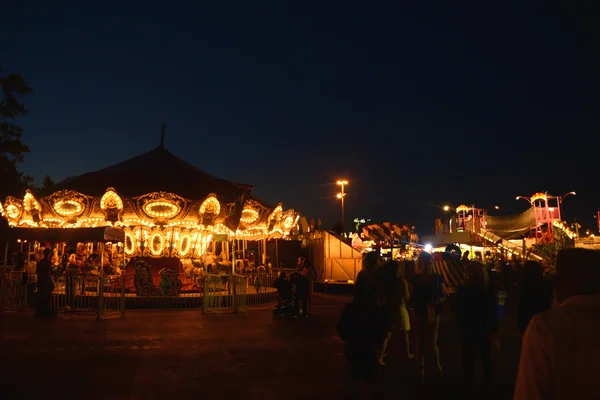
[475,227,543,261]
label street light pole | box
[558,191,576,221]
[336,180,348,233]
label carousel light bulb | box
[240,208,259,223]
[54,200,83,216]
[23,192,41,212]
[100,190,123,211]
[144,201,179,218]
[6,204,20,219]
[149,232,164,255]
[199,196,221,215]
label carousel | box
[0,140,298,307]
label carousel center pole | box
[231,235,236,275]
[97,242,105,320]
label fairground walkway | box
[0,293,522,400]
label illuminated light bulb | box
[124,232,136,255]
[143,201,179,218]
[149,232,164,255]
[240,208,259,223]
[283,216,294,229]
[199,196,221,215]
[23,192,41,212]
[100,189,123,210]
[54,200,84,216]
[179,234,191,256]
[267,205,283,225]
[6,204,20,219]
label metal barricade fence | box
[122,272,204,310]
[97,274,125,320]
[202,274,232,315]
[243,272,279,306]
[50,273,103,315]
[1,270,283,315]
[231,274,247,314]
[0,271,124,317]
[0,269,27,312]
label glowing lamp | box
[149,232,165,255]
[23,192,41,212]
[282,216,294,229]
[199,196,220,215]
[54,200,83,217]
[240,208,259,224]
[124,232,135,255]
[5,204,20,219]
[100,189,123,210]
[144,201,179,218]
[178,234,191,256]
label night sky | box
[2,1,598,234]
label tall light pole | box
[336,180,348,233]
[559,191,576,221]
[560,191,576,203]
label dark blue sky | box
[2,1,598,234]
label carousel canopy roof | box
[53,145,247,202]
[4,227,125,243]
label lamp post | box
[560,191,576,203]
[336,180,348,233]
[558,191,576,221]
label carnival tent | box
[52,145,246,202]
[309,231,363,282]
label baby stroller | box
[272,297,294,318]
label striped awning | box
[362,222,411,242]
[432,259,465,293]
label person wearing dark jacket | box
[517,261,553,335]
[290,271,309,318]
[35,248,54,317]
[456,261,499,390]
[273,272,292,300]
[341,254,390,400]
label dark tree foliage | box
[331,220,344,235]
[0,66,33,199]
[41,175,56,192]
